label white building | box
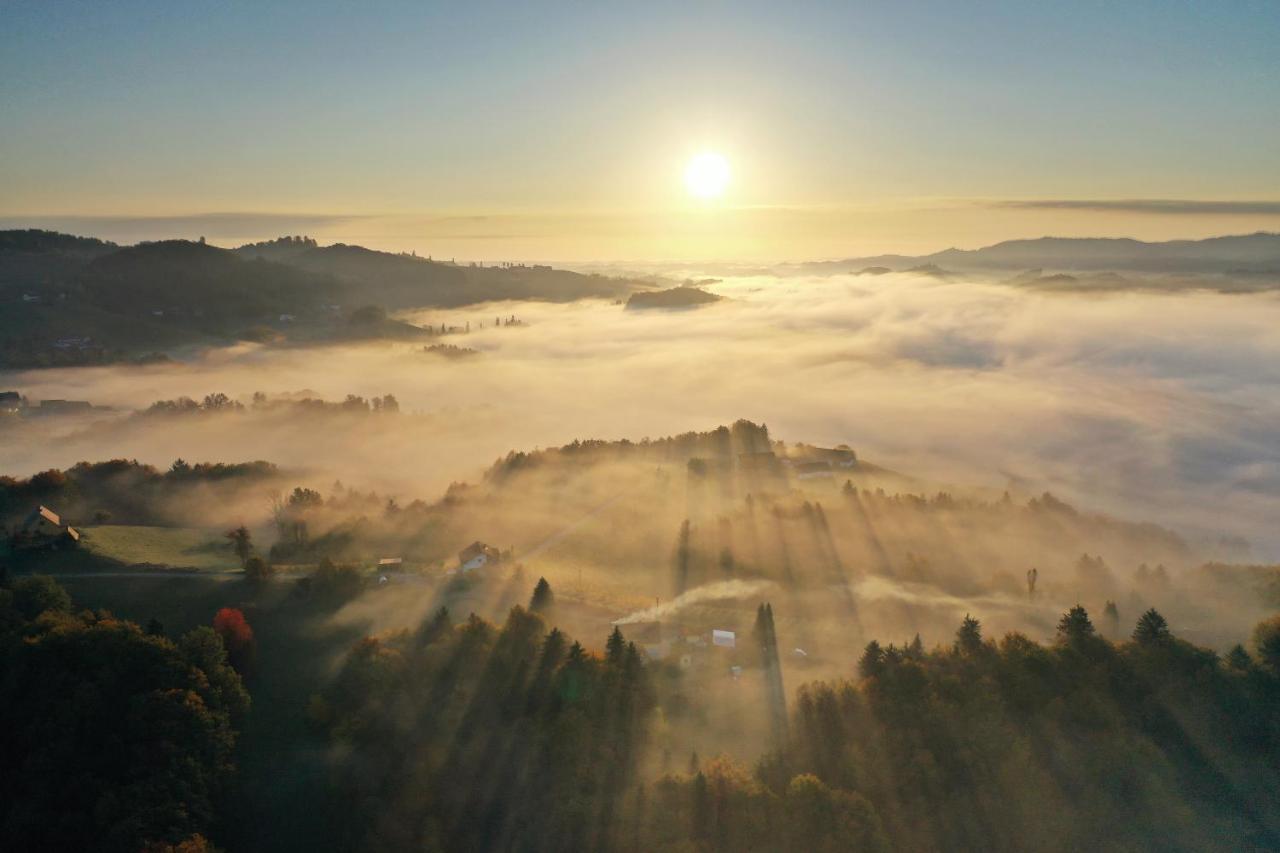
[458,541,500,572]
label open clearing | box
[81,524,237,571]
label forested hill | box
[2,229,642,311]
[237,237,639,308]
[0,229,117,255]
[83,240,337,325]
[0,230,647,366]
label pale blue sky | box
[2,1,1278,258]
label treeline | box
[2,230,645,368]
[0,458,278,530]
[264,482,444,564]
[0,337,173,369]
[82,240,337,329]
[765,609,1280,852]
[0,575,249,852]
[317,601,1280,852]
[487,419,774,483]
[312,606,652,852]
[141,391,402,417]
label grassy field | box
[80,524,238,571]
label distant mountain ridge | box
[798,232,1280,275]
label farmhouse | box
[624,621,672,659]
[10,505,80,552]
[458,541,500,572]
[790,444,857,468]
[793,461,834,480]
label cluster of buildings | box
[374,540,503,583]
[620,621,740,670]
[0,392,94,417]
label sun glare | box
[684,151,731,200]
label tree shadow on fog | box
[843,486,895,578]
[806,502,863,636]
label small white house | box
[458,541,499,572]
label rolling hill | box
[0,229,649,367]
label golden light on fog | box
[683,151,731,200]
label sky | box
[2,0,1278,261]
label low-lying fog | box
[4,270,1280,558]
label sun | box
[684,151,731,200]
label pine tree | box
[673,519,693,595]
[1057,605,1095,644]
[1132,608,1171,645]
[858,640,885,678]
[530,577,554,613]
[606,626,626,665]
[955,614,983,656]
[416,606,452,647]
[1226,644,1253,670]
[691,772,711,841]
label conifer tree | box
[415,606,452,646]
[858,640,885,679]
[1133,608,1171,645]
[955,614,984,655]
[1226,644,1252,670]
[1057,605,1096,644]
[606,626,626,665]
[530,577,554,613]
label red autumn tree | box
[212,607,256,675]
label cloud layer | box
[990,199,1280,216]
[3,270,1279,558]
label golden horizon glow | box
[684,151,731,200]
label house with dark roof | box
[458,541,500,572]
[790,444,857,468]
[793,460,834,480]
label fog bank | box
[3,270,1279,557]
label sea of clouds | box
[3,271,1279,557]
